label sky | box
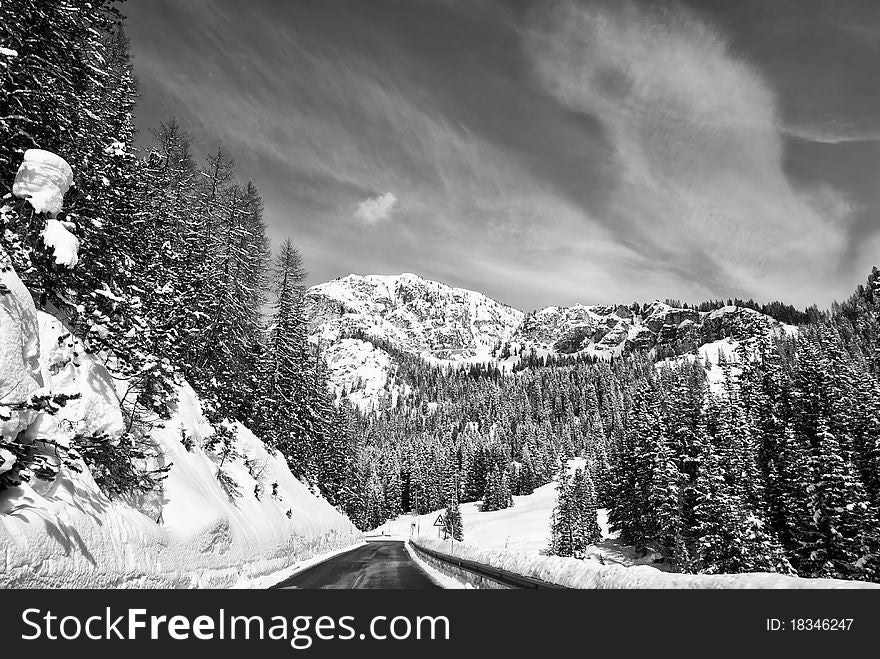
[125,0,880,311]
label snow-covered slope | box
[306,273,795,409]
[0,247,43,442]
[322,337,399,410]
[0,248,361,588]
[385,463,877,589]
[382,460,633,564]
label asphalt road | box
[273,541,441,589]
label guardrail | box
[409,540,569,589]
[363,534,407,542]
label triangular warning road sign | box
[433,513,446,527]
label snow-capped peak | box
[307,273,524,359]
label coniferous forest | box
[330,295,880,582]
[2,0,879,585]
[0,1,345,496]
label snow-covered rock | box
[1,407,361,587]
[12,149,73,217]
[510,302,783,360]
[0,448,14,475]
[25,311,125,444]
[323,337,398,412]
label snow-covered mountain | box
[307,273,524,359]
[307,274,523,409]
[306,273,795,410]
[506,301,792,360]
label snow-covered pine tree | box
[549,466,600,559]
[443,475,464,542]
[649,433,689,568]
[801,418,872,579]
[138,118,205,389]
[608,375,661,549]
[481,461,513,512]
[693,437,792,574]
[1,4,176,497]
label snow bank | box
[0,246,43,440]
[0,259,361,588]
[412,537,878,589]
[388,460,877,589]
[12,149,73,217]
[27,311,124,443]
[1,404,360,587]
[405,541,469,589]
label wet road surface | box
[273,541,440,589]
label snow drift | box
[0,245,360,588]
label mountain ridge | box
[306,272,796,410]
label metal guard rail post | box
[410,540,569,589]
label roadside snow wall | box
[412,537,880,589]
[0,247,361,588]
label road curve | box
[273,541,441,589]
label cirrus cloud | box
[125,0,879,310]
[523,0,852,304]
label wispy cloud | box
[783,123,880,145]
[126,0,877,310]
[523,0,853,304]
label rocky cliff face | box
[306,273,524,361]
[306,273,793,410]
[507,301,785,359]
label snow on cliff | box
[308,273,523,359]
[508,302,789,361]
[0,248,360,588]
[307,273,523,411]
[306,273,797,410]
[323,337,401,412]
[0,249,43,442]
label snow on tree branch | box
[12,148,73,217]
[12,149,79,268]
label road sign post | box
[433,513,446,539]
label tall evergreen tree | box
[443,475,464,542]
